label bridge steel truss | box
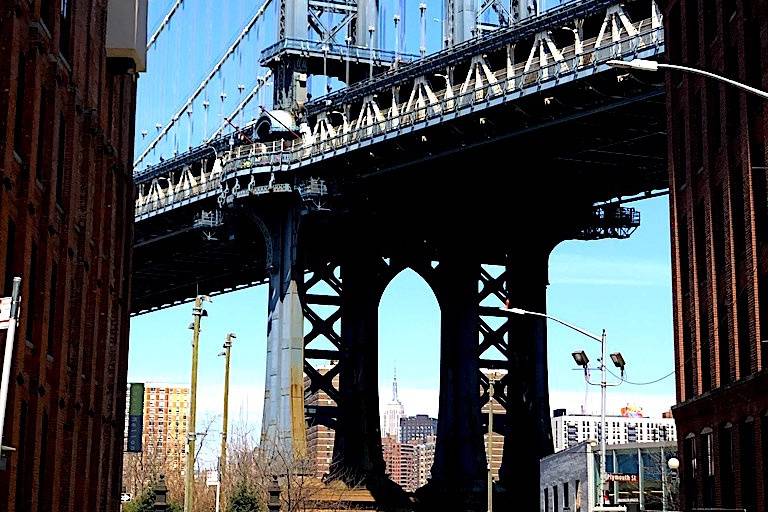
[131,0,667,509]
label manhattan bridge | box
[131,0,666,508]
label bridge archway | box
[378,266,441,491]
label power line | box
[134,0,273,168]
[607,367,676,386]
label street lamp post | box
[607,59,768,100]
[499,305,626,508]
[219,332,235,481]
[184,295,210,512]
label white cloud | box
[550,253,671,288]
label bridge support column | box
[260,207,307,463]
[498,248,554,508]
[330,250,386,484]
[426,254,486,508]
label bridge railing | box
[281,25,663,163]
[135,175,222,218]
[260,38,419,66]
[218,23,663,176]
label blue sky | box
[130,0,675,461]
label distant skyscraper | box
[382,368,405,438]
[400,414,438,443]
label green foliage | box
[227,481,263,512]
[123,488,156,512]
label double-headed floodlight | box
[610,352,626,375]
[572,350,590,367]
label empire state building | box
[382,369,405,438]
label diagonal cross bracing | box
[134,0,273,168]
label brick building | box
[665,0,768,510]
[305,367,339,478]
[126,383,189,461]
[0,1,145,512]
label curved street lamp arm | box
[500,306,602,342]
[529,310,603,343]
[657,63,768,100]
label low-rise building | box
[540,441,678,512]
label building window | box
[36,85,51,184]
[703,0,717,48]
[574,480,581,512]
[59,0,72,60]
[741,420,756,511]
[38,410,50,509]
[56,113,66,206]
[563,482,569,509]
[3,220,16,295]
[553,485,558,512]
[673,115,688,192]
[25,242,38,343]
[737,288,752,378]
[761,415,768,512]
[720,424,735,506]
[15,400,29,510]
[684,435,698,507]
[13,53,27,158]
[706,83,721,152]
[694,201,712,391]
[711,184,732,385]
[41,0,55,30]
[47,263,58,357]
[684,0,699,64]
[702,430,715,506]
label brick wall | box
[0,1,138,511]
[666,0,768,510]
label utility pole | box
[599,329,608,507]
[219,332,235,481]
[184,295,209,512]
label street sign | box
[607,473,639,483]
[121,492,132,503]
[206,470,220,486]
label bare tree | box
[122,413,220,512]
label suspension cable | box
[207,71,274,142]
[147,0,185,50]
[134,0,273,168]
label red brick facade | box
[0,1,137,511]
[666,0,768,510]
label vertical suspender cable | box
[134,0,274,168]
